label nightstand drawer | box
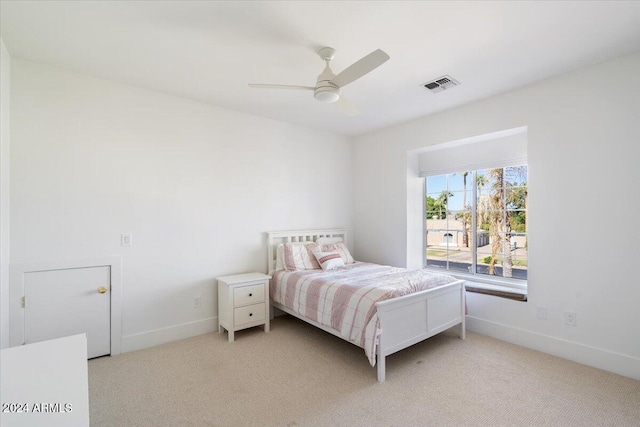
[233,283,265,307]
[234,303,266,326]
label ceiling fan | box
[248,47,390,117]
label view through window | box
[425,165,528,282]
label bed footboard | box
[375,280,465,382]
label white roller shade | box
[419,130,527,177]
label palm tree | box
[476,173,486,196]
[461,172,470,248]
[434,190,452,219]
[487,168,513,277]
[473,172,489,252]
[485,167,528,278]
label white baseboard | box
[466,316,640,380]
[121,317,218,353]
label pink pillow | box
[321,242,354,264]
[313,250,345,271]
[283,242,321,271]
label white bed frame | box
[267,229,466,382]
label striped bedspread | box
[270,262,459,366]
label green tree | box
[508,186,527,232]
[433,191,453,219]
[461,172,470,247]
[426,196,437,218]
[476,173,486,195]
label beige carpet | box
[89,316,640,427]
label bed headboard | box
[266,229,348,273]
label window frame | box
[423,167,528,292]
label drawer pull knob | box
[249,293,253,297]
[249,313,253,317]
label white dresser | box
[217,272,271,342]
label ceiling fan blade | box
[330,49,390,88]
[248,84,314,91]
[333,96,360,117]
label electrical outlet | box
[193,296,201,308]
[564,311,576,326]
[536,306,548,320]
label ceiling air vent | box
[422,75,460,93]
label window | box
[425,165,528,284]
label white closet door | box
[24,266,111,358]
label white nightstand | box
[217,272,271,342]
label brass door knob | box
[98,286,107,294]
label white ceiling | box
[2,1,639,136]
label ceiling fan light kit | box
[314,88,340,103]
[314,85,340,103]
[249,47,390,115]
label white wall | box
[353,53,640,379]
[10,59,353,351]
[0,39,11,349]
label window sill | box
[424,269,527,301]
[464,283,527,301]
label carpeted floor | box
[88,316,640,426]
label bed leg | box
[460,321,466,340]
[377,353,386,382]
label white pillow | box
[281,242,321,271]
[312,249,345,271]
[275,244,285,271]
[316,237,344,245]
[320,242,354,264]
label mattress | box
[270,262,459,365]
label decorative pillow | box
[312,250,345,271]
[282,242,321,271]
[320,242,354,264]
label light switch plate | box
[121,233,132,247]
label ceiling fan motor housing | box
[314,59,340,103]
